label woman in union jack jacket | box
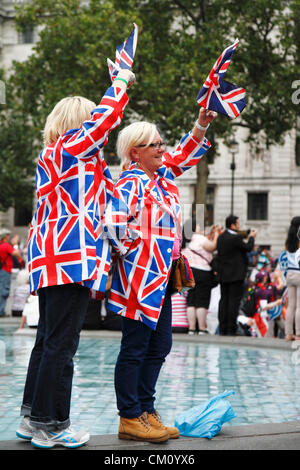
[17,69,135,449]
[105,107,217,442]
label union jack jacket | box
[104,132,211,329]
[27,85,128,296]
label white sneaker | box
[31,426,90,449]
[16,417,35,441]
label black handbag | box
[189,248,220,287]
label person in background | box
[10,234,25,270]
[217,215,257,335]
[11,269,30,317]
[16,68,135,449]
[254,271,279,308]
[278,216,300,341]
[248,246,259,286]
[256,247,273,270]
[17,293,40,331]
[247,245,259,269]
[0,228,21,317]
[259,294,286,339]
[182,224,222,334]
[271,265,285,295]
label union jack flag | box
[253,312,268,337]
[197,39,246,119]
[107,23,138,82]
[266,288,288,321]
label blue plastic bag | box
[174,390,236,439]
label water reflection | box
[1,329,300,440]
[162,343,300,425]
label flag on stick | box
[197,40,246,119]
[107,23,138,82]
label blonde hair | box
[117,121,158,170]
[43,96,96,146]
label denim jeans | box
[21,283,90,431]
[114,291,173,418]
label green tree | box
[0,0,298,213]
[113,0,299,204]
[0,0,141,212]
[0,68,37,213]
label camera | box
[237,229,251,238]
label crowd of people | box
[172,215,299,342]
[1,215,297,343]
[1,216,298,341]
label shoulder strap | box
[188,247,210,264]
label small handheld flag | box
[107,23,138,82]
[267,304,283,322]
[197,39,246,119]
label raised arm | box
[234,230,257,252]
[162,108,217,178]
[192,107,217,142]
[62,70,135,160]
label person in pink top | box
[0,228,21,317]
[182,224,222,334]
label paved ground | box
[1,318,300,452]
[13,322,298,350]
[1,421,300,451]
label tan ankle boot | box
[146,411,180,439]
[118,413,169,442]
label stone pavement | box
[1,421,300,451]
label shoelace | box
[139,412,151,429]
[151,411,163,424]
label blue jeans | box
[114,291,173,418]
[0,269,11,316]
[21,283,90,431]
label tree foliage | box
[0,0,298,210]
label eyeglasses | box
[136,141,167,150]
